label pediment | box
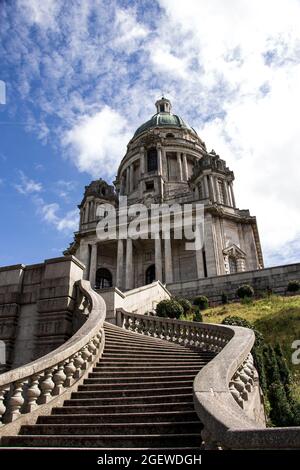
[223,244,246,258]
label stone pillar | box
[155,236,163,281]
[224,181,231,206]
[229,182,236,208]
[204,175,209,199]
[164,237,173,284]
[79,241,90,280]
[116,239,124,289]
[157,146,162,175]
[177,152,183,181]
[89,243,98,288]
[140,147,145,175]
[209,175,216,202]
[125,238,133,290]
[129,165,134,193]
[195,248,205,279]
[204,214,218,277]
[183,153,188,180]
[214,176,221,203]
[126,167,130,195]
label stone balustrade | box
[116,309,300,449]
[116,309,233,353]
[0,280,106,434]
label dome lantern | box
[155,96,171,114]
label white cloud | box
[152,0,300,265]
[63,106,132,178]
[114,8,148,52]
[36,199,79,233]
[14,171,43,194]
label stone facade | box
[168,262,300,304]
[65,97,263,291]
[0,256,84,372]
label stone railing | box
[116,309,300,449]
[116,309,233,353]
[0,280,106,437]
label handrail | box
[0,280,106,430]
[116,309,300,449]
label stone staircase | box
[2,322,215,449]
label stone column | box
[224,181,231,206]
[204,214,218,277]
[203,175,209,199]
[229,182,236,208]
[214,176,221,203]
[126,167,130,195]
[79,241,90,280]
[195,248,205,279]
[183,153,188,180]
[164,237,173,284]
[125,238,133,290]
[116,239,124,289]
[140,147,145,175]
[209,175,216,202]
[89,243,98,288]
[155,236,163,281]
[177,152,183,181]
[157,145,162,175]
[129,165,134,193]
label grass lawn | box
[201,294,300,399]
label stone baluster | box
[53,363,67,396]
[6,380,26,422]
[0,385,9,425]
[74,352,85,379]
[26,373,42,412]
[64,357,77,387]
[39,368,55,404]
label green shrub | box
[175,297,192,315]
[193,295,209,310]
[156,299,184,319]
[221,292,228,304]
[236,284,254,299]
[192,306,203,322]
[287,280,300,293]
[268,382,294,427]
[221,315,263,346]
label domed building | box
[65,97,263,294]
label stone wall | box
[167,262,300,304]
[98,280,171,323]
[0,256,84,372]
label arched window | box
[166,133,174,138]
[145,264,155,284]
[95,268,112,289]
[228,256,237,274]
[147,148,158,172]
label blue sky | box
[1,0,300,267]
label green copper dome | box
[133,97,197,138]
[134,113,194,137]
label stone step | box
[84,374,196,384]
[103,345,193,353]
[52,402,195,415]
[64,393,193,406]
[88,369,200,378]
[38,410,198,424]
[20,421,202,436]
[92,364,204,372]
[71,386,192,399]
[2,433,202,448]
[104,333,187,345]
[79,380,193,391]
[102,352,202,359]
[97,360,205,367]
